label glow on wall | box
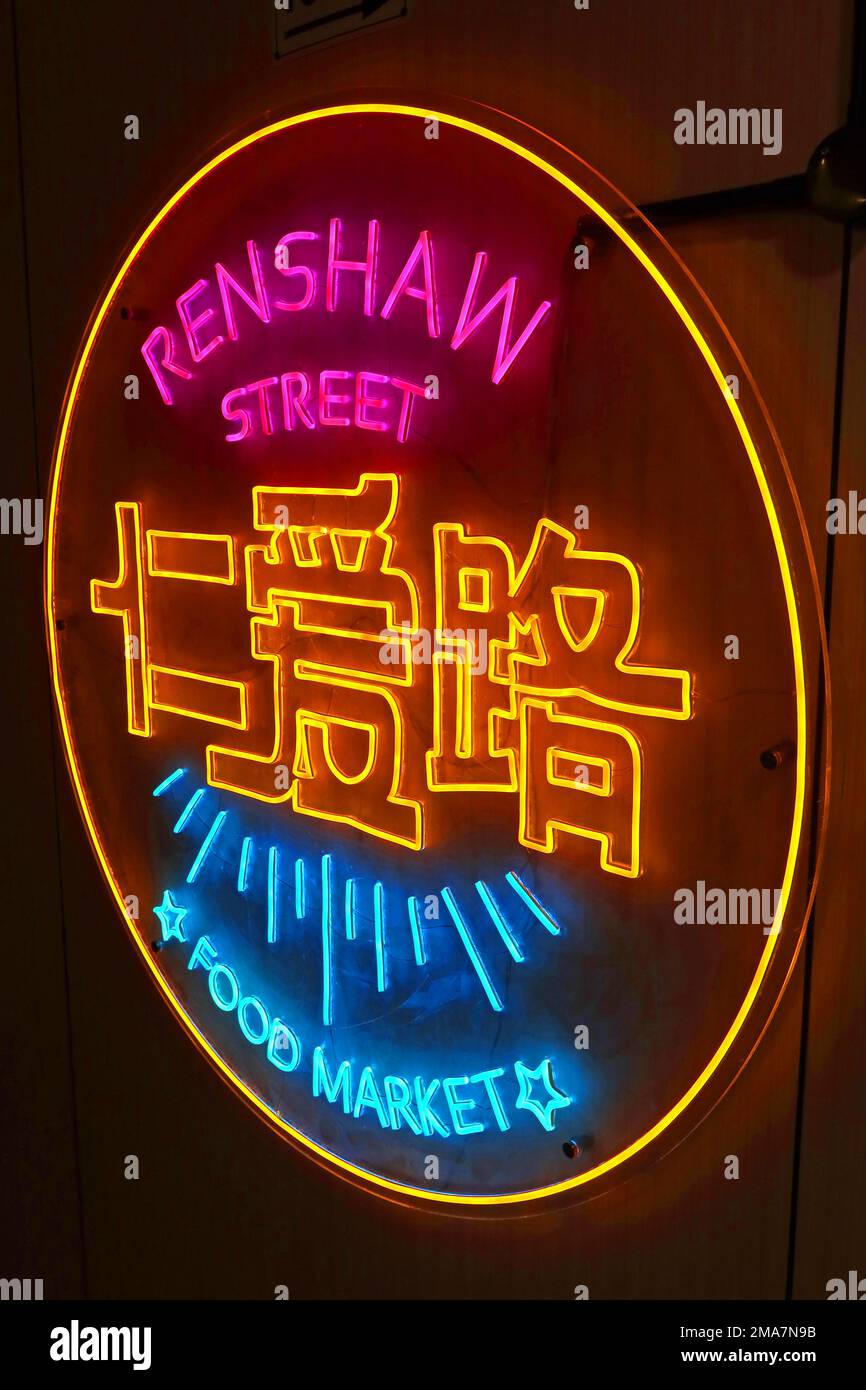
[46,102,826,1206]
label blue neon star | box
[153,889,188,943]
[514,1058,571,1130]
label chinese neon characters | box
[91,473,691,877]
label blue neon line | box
[268,846,278,943]
[322,854,333,1025]
[173,788,204,833]
[345,878,356,939]
[186,811,227,885]
[408,897,426,965]
[237,836,253,893]
[152,767,186,798]
[295,858,306,918]
[374,882,386,992]
[505,871,561,935]
[441,886,503,1012]
[476,880,525,962]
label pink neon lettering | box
[177,279,224,362]
[390,377,427,443]
[248,377,279,434]
[140,326,193,405]
[355,372,391,432]
[220,369,434,440]
[280,372,315,430]
[221,387,253,442]
[215,239,270,340]
[380,230,439,338]
[450,252,552,383]
[319,370,353,427]
[326,218,379,316]
[273,231,318,312]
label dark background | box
[2,0,864,1299]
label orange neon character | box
[91,501,245,736]
[427,517,691,876]
[208,473,424,851]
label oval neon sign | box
[46,102,825,1206]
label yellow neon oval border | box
[45,103,808,1207]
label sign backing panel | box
[46,101,826,1207]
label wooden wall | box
[2,0,862,1298]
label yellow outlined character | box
[91,501,151,736]
[426,522,519,791]
[208,474,423,850]
[92,501,244,735]
[503,519,691,720]
[519,698,642,877]
[426,515,691,877]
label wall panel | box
[5,0,857,1298]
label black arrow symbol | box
[284,0,398,42]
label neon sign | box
[47,102,825,1206]
[141,220,552,410]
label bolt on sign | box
[46,101,827,1207]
